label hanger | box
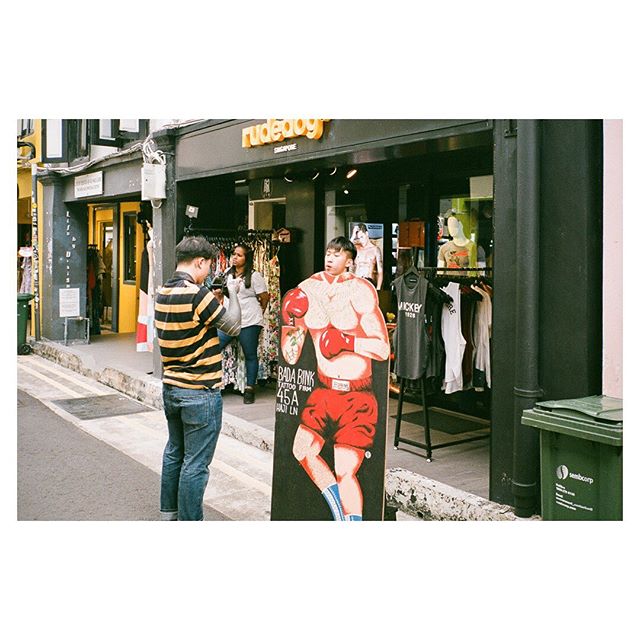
[400,262,420,285]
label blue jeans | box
[160,385,223,521]
[218,325,262,386]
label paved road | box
[17,388,226,521]
[17,355,273,521]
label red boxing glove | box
[319,327,355,359]
[281,287,309,325]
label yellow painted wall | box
[17,120,44,337]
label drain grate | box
[52,394,153,420]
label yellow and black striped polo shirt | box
[155,271,226,389]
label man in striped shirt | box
[155,236,241,521]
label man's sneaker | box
[243,387,255,404]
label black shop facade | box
[161,118,603,515]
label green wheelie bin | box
[17,293,34,355]
[522,396,623,521]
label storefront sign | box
[273,143,297,154]
[59,287,80,317]
[242,119,330,148]
[74,171,103,198]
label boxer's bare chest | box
[301,276,359,331]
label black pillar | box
[39,174,88,343]
[511,120,543,518]
[490,120,518,505]
[149,129,178,378]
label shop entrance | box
[88,202,145,335]
[92,206,115,332]
[319,144,494,473]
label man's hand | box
[212,288,224,304]
[319,327,355,359]
[281,288,308,325]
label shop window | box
[67,120,90,160]
[77,119,89,157]
[89,119,149,147]
[438,186,494,270]
[17,119,34,137]
[123,213,137,283]
[118,119,149,141]
[41,119,68,162]
[90,119,120,147]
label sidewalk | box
[29,333,523,521]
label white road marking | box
[26,357,110,396]
[17,362,83,398]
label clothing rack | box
[421,266,493,282]
[184,227,274,234]
[183,226,275,239]
[393,378,490,461]
[424,267,493,271]
[182,227,280,266]
[393,266,492,461]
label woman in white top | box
[215,243,269,404]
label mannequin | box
[437,215,477,270]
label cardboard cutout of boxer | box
[270,237,390,521]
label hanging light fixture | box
[311,171,320,180]
[329,167,337,176]
[346,168,357,179]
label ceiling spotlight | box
[346,168,357,179]
[329,167,337,176]
[343,189,349,195]
[311,171,320,180]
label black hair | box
[175,236,215,265]
[229,242,254,289]
[326,236,356,260]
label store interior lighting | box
[311,171,320,180]
[346,168,357,179]
[329,167,337,176]
[343,189,349,195]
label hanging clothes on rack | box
[392,266,430,381]
[183,227,282,390]
[424,283,448,386]
[459,285,483,388]
[440,282,466,394]
[258,250,281,380]
[422,268,493,394]
[471,281,492,389]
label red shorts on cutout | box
[300,387,378,450]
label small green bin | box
[17,293,34,355]
[522,395,623,521]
